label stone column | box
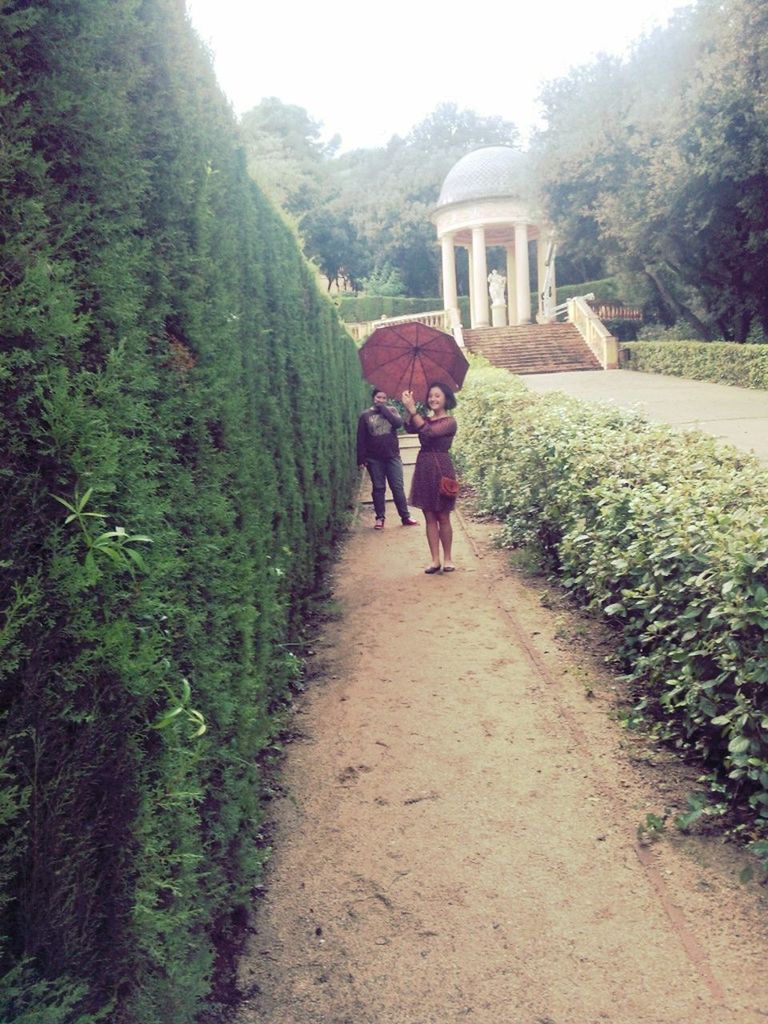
[506,244,518,326]
[514,222,531,325]
[440,234,458,315]
[536,236,547,322]
[548,239,557,318]
[471,226,489,328]
[466,242,476,328]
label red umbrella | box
[358,321,470,400]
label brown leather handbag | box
[432,452,459,497]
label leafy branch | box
[53,487,152,578]
[153,678,207,739]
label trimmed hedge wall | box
[335,295,447,322]
[455,368,768,835]
[553,276,621,306]
[624,341,768,390]
[0,3,366,1022]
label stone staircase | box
[463,323,602,374]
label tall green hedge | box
[623,340,768,390]
[335,295,449,322]
[0,3,366,1022]
[455,368,768,838]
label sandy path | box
[235,504,768,1024]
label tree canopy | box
[243,2,768,338]
[534,0,768,340]
[242,100,520,296]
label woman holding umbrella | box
[402,382,458,574]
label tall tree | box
[240,100,520,297]
[535,0,768,339]
[240,97,338,215]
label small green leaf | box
[154,706,185,729]
[97,545,124,565]
[77,487,94,511]
[52,494,77,513]
[728,735,751,755]
[124,547,146,570]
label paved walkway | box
[523,369,768,464]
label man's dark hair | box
[426,381,457,410]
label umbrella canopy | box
[358,321,470,400]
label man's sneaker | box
[374,518,385,530]
[401,517,418,526]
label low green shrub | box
[454,368,768,829]
[604,318,640,341]
[624,341,768,390]
[555,276,621,306]
[335,295,445,322]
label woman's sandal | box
[424,565,441,574]
[442,566,456,573]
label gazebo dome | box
[436,147,530,209]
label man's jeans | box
[366,457,409,520]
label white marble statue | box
[488,269,506,305]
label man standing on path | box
[357,388,419,530]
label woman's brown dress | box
[406,414,458,513]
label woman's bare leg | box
[437,511,453,568]
[424,511,441,567]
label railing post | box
[567,296,618,370]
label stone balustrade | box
[568,296,619,369]
[587,301,643,321]
[344,309,451,343]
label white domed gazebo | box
[432,147,556,330]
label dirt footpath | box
[235,502,768,1024]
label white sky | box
[186,0,691,151]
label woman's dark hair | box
[371,386,387,399]
[426,381,457,410]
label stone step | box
[463,322,601,375]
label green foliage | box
[242,100,520,297]
[361,264,407,297]
[53,488,152,580]
[638,812,667,842]
[299,201,370,291]
[336,295,446,322]
[535,0,768,341]
[0,2,366,1021]
[0,961,113,1024]
[624,341,768,390]
[455,367,768,835]
[604,319,640,341]
[554,277,621,306]
[240,97,337,215]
